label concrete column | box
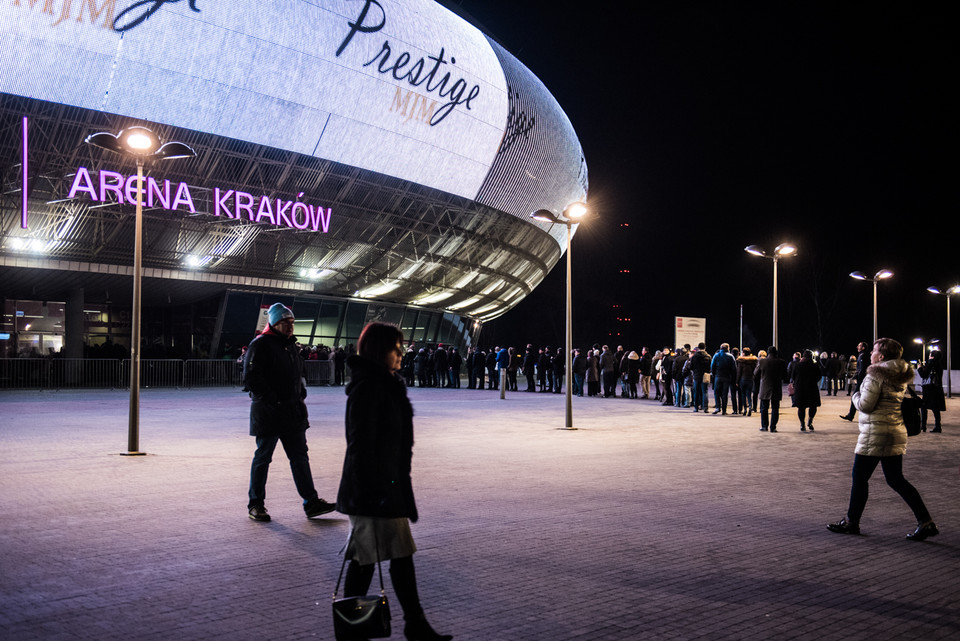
[65,287,84,359]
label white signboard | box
[674,316,706,349]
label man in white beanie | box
[243,302,335,522]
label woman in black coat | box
[792,350,822,431]
[918,350,946,432]
[336,322,452,641]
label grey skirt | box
[345,515,417,565]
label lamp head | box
[774,243,796,257]
[744,245,766,257]
[876,269,894,280]
[849,271,868,281]
[531,209,560,224]
[564,202,588,219]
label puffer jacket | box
[853,358,914,457]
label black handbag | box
[332,534,391,641]
[901,389,923,437]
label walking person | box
[792,350,821,431]
[827,338,939,541]
[336,322,453,641]
[244,303,335,522]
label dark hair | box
[874,337,903,361]
[357,322,403,364]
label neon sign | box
[65,167,333,233]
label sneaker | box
[304,498,336,518]
[248,505,270,522]
[827,517,860,535]
[906,521,939,541]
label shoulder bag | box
[332,533,391,640]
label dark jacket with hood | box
[336,355,418,522]
[243,327,308,436]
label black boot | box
[389,557,452,641]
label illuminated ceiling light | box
[452,271,480,289]
[481,280,505,295]
[358,281,402,298]
[185,255,212,268]
[447,296,481,310]
[471,302,500,315]
[415,291,455,305]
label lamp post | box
[744,243,796,349]
[85,127,195,455]
[850,269,893,344]
[927,285,959,397]
[531,202,588,429]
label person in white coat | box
[827,338,938,540]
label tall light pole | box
[927,285,959,397]
[531,202,588,429]
[744,243,796,349]
[850,269,893,344]
[85,127,196,455]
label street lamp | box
[85,126,195,455]
[744,243,796,349]
[927,285,959,397]
[531,201,588,429]
[850,269,893,344]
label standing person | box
[434,344,448,388]
[844,355,857,395]
[333,346,346,386]
[506,346,519,391]
[918,349,946,433]
[572,348,586,397]
[336,322,453,641]
[448,347,462,388]
[651,350,663,400]
[523,344,537,392]
[688,344,711,413]
[638,347,652,399]
[827,338,939,541]
[659,347,674,406]
[465,346,476,390]
[599,345,617,398]
[792,350,822,431]
[755,346,788,432]
[624,350,640,398]
[586,349,600,397]
[736,347,758,417]
[710,343,736,415]
[244,303,335,522]
[840,342,870,421]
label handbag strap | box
[333,526,385,599]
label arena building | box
[0,0,587,360]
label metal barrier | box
[0,358,335,389]
[183,359,244,388]
[305,360,335,386]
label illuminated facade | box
[0,0,587,358]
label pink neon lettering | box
[124,175,143,205]
[256,196,276,224]
[275,199,293,228]
[99,170,125,204]
[148,177,170,209]
[172,182,196,213]
[68,167,98,200]
[310,205,332,233]
[214,188,235,217]
[235,192,255,220]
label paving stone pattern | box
[1,386,958,640]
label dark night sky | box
[440,1,957,362]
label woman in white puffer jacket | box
[827,338,939,541]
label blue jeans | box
[573,373,584,396]
[248,430,318,508]
[739,379,754,412]
[714,378,731,412]
[693,380,709,410]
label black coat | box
[792,358,822,408]
[336,355,418,522]
[243,329,308,436]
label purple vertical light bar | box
[22,116,28,228]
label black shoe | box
[759,426,768,431]
[770,427,777,433]
[248,505,270,522]
[827,517,859,535]
[808,424,814,431]
[304,498,336,518]
[404,618,453,641]
[800,426,807,432]
[906,521,939,541]
[839,414,854,422]
[931,427,942,433]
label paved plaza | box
[2,384,959,640]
